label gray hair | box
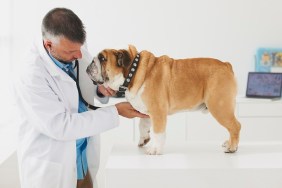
[41,8,86,44]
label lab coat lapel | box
[34,37,79,112]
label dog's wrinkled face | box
[86,49,132,90]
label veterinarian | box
[12,7,148,188]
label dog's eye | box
[98,53,107,63]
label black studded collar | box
[118,53,140,92]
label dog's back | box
[142,56,237,113]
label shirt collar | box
[47,52,73,72]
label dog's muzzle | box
[86,60,104,85]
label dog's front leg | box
[146,114,167,155]
[138,118,151,147]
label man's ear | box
[117,50,131,67]
[43,40,52,50]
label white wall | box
[12,0,282,95]
[0,0,13,128]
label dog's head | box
[86,45,138,90]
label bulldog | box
[86,45,241,155]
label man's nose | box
[73,50,82,59]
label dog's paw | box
[146,146,163,155]
[138,137,150,147]
[222,140,237,153]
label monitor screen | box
[246,72,282,98]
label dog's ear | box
[117,50,131,68]
[128,44,138,59]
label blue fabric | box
[48,53,89,180]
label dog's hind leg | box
[207,98,241,153]
[138,118,151,147]
[221,118,241,153]
[205,70,241,153]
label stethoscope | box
[47,46,100,110]
[73,59,100,110]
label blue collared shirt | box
[49,54,88,180]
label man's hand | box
[97,85,116,97]
[115,102,149,119]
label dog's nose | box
[87,60,98,73]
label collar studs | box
[118,53,140,92]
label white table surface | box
[105,142,282,188]
[106,141,282,169]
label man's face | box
[45,37,83,63]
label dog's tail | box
[225,62,238,94]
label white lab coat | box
[12,37,118,188]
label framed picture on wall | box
[255,48,282,72]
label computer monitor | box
[246,72,282,99]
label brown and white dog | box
[86,45,241,155]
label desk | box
[105,142,282,188]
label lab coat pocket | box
[24,157,62,188]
